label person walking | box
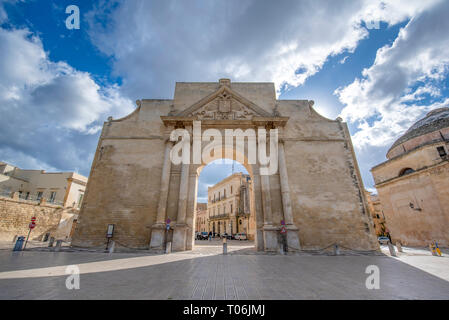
[208,231,212,241]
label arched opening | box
[399,167,415,177]
[193,158,256,253]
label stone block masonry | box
[0,195,64,241]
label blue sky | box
[1,0,449,200]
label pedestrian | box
[435,240,442,256]
[208,231,212,241]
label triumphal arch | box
[72,79,378,252]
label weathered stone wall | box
[278,100,378,250]
[373,156,449,247]
[72,100,172,248]
[72,80,379,251]
[0,196,64,241]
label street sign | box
[166,218,171,224]
[106,224,115,238]
[31,217,36,222]
[29,222,36,229]
[280,226,287,234]
[280,220,285,225]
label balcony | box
[237,208,250,217]
[209,213,230,220]
[0,189,64,206]
[209,195,227,204]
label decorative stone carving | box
[189,92,255,120]
[272,104,281,117]
[168,104,178,116]
[189,93,256,120]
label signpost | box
[166,218,171,230]
[280,220,287,254]
[165,218,171,253]
[106,224,114,250]
[23,217,36,250]
[280,219,287,234]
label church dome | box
[387,107,449,159]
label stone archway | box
[72,79,379,253]
[149,105,301,252]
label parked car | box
[195,232,209,240]
[234,233,248,241]
[378,236,390,244]
[220,233,233,240]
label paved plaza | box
[0,240,449,300]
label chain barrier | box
[300,243,379,255]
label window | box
[49,191,57,203]
[231,186,233,194]
[224,189,226,198]
[78,193,84,208]
[437,146,447,158]
[36,191,43,201]
[230,204,233,214]
[25,192,29,200]
[399,168,414,177]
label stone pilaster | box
[150,140,173,249]
[173,163,190,251]
[260,169,279,251]
[278,140,301,250]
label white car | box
[234,233,247,240]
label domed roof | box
[388,107,449,156]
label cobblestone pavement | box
[1,242,448,300]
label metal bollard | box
[108,240,115,254]
[396,242,403,253]
[334,244,340,256]
[223,242,227,255]
[48,237,55,247]
[54,240,62,252]
[165,241,172,254]
[13,236,25,251]
[387,241,397,257]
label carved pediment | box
[189,93,260,120]
[174,86,272,120]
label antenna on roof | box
[232,161,235,174]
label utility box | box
[13,236,25,251]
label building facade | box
[195,203,208,232]
[0,162,87,208]
[371,107,449,246]
[0,161,88,241]
[365,191,386,237]
[72,79,378,252]
[207,172,255,239]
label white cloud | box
[0,26,134,173]
[336,0,449,150]
[85,0,439,99]
[2,0,448,190]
